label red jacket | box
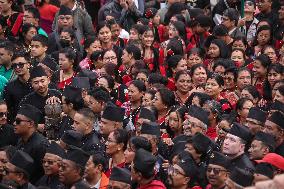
[137,180,166,189]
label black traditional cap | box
[73,181,91,189]
[268,111,284,129]
[195,14,212,27]
[209,151,231,169]
[70,77,90,90]
[213,24,228,36]
[230,168,253,187]
[172,134,190,144]
[101,103,125,122]
[254,131,276,151]
[46,141,65,158]
[30,66,48,80]
[255,163,274,179]
[223,8,239,22]
[190,132,212,154]
[247,107,266,124]
[270,100,284,114]
[228,123,252,142]
[188,8,203,19]
[10,150,34,177]
[65,147,89,167]
[188,105,209,126]
[17,104,42,124]
[110,167,131,184]
[177,151,197,178]
[170,141,186,159]
[61,130,83,147]
[63,85,82,102]
[140,121,160,138]
[58,5,72,16]
[133,149,157,174]
[41,57,58,72]
[77,69,98,82]
[139,107,156,122]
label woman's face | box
[192,66,207,86]
[25,27,37,42]
[0,0,12,13]
[106,132,120,155]
[268,69,283,87]
[241,89,254,102]
[257,30,271,46]
[176,73,191,93]
[86,40,102,55]
[175,59,187,73]
[217,120,231,139]
[224,72,235,89]
[97,77,110,91]
[274,89,284,103]
[231,50,245,66]
[130,29,139,41]
[253,60,267,78]
[205,78,222,98]
[168,111,181,132]
[103,50,117,65]
[124,142,136,164]
[238,100,254,119]
[98,26,112,44]
[153,92,166,111]
[214,65,226,77]
[59,53,72,71]
[142,30,154,47]
[208,43,220,58]
[153,14,160,26]
[232,40,246,51]
[168,24,179,39]
[263,47,277,64]
[187,53,203,68]
[237,70,252,90]
[128,84,143,103]
[121,49,132,64]
[142,93,153,107]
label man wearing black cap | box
[131,149,166,189]
[108,167,131,189]
[225,167,253,189]
[255,0,278,25]
[100,102,125,139]
[59,147,90,189]
[248,131,276,160]
[183,105,208,137]
[36,141,65,189]
[14,104,49,183]
[87,87,110,133]
[212,24,234,47]
[264,111,284,156]
[206,152,230,189]
[221,8,245,38]
[73,108,104,154]
[3,150,36,189]
[20,66,61,123]
[135,107,156,135]
[60,130,83,150]
[222,123,254,172]
[245,107,267,135]
[167,151,198,189]
[38,57,59,78]
[3,51,33,123]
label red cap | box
[256,153,284,170]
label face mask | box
[60,39,71,48]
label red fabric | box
[10,13,23,36]
[105,162,125,178]
[158,48,166,76]
[206,124,217,140]
[57,73,76,89]
[157,24,168,43]
[166,78,176,91]
[137,180,166,189]
[39,4,59,21]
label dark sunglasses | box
[12,62,26,69]
[14,118,31,125]
[245,1,255,6]
[207,167,227,175]
[0,112,7,118]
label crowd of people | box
[0,0,283,188]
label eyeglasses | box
[104,56,117,61]
[12,62,26,69]
[14,118,31,125]
[0,112,7,118]
[168,166,187,176]
[207,167,227,175]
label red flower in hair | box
[246,62,254,70]
[145,9,153,18]
[221,103,230,111]
[167,49,174,56]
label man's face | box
[257,0,272,12]
[100,118,115,136]
[31,76,50,96]
[43,153,62,176]
[167,164,188,188]
[264,120,280,139]
[58,159,80,185]
[13,114,31,135]
[222,133,244,156]
[248,140,267,160]
[279,6,284,20]
[84,156,101,181]
[0,48,11,65]
[73,113,88,134]
[88,96,103,113]
[245,118,263,135]
[2,162,19,183]
[58,15,74,28]
[206,164,228,188]
[185,143,200,162]
[0,104,7,125]
[30,41,47,58]
[221,16,234,30]
[11,57,30,76]
[23,11,37,25]
[0,151,8,178]
[244,1,255,13]
[183,116,204,136]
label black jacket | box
[0,124,18,147]
[230,153,255,173]
[36,175,63,189]
[81,130,104,154]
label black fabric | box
[247,107,267,124]
[255,163,274,179]
[10,150,34,177]
[134,148,156,175]
[36,175,63,189]
[58,5,72,16]
[65,147,90,167]
[0,124,18,148]
[101,103,125,122]
[177,151,197,178]
[188,105,209,126]
[191,132,212,154]
[17,104,42,124]
[140,121,160,138]
[30,66,48,80]
[229,123,252,142]
[209,151,231,169]
[230,153,255,173]
[81,130,104,154]
[254,131,276,151]
[110,167,131,184]
[46,141,65,158]
[268,111,284,129]
[61,130,83,147]
[230,167,253,187]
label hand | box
[163,138,173,146]
[37,124,45,133]
[258,98,267,107]
[238,17,246,27]
[120,0,128,10]
[162,160,170,171]
[126,0,134,7]
[46,96,61,105]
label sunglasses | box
[12,62,26,69]
[245,1,254,6]
[14,118,31,125]
[207,167,227,175]
[0,112,7,118]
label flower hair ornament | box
[145,9,153,19]
[167,49,175,57]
